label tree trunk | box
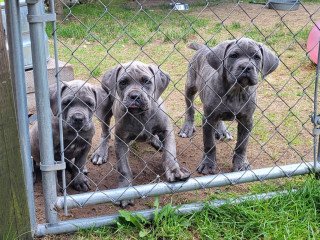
[0,8,33,240]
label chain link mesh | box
[33,0,320,221]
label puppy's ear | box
[91,85,98,108]
[101,65,122,99]
[259,43,279,77]
[206,40,235,70]
[149,64,171,100]
[94,86,110,119]
[49,82,68,116]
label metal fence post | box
[5,0,37,233]
[27,0,58,224]
[314,41,320,174]
[48,0,68,216]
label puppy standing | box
[92,61,190,207]
[30,80,101,192]
[179,38,279,174]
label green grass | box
[76,176,320,239]
[46,3,210,45]
[46,1,316,145]
[46,0,316,155]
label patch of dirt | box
[126,1,320,29]
[34,1,316,229]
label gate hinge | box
[40,161,66,172]
[26,0,41,4]
[27,13,56,23]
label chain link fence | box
[7,0,320,236]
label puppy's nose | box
[129,92,141,101]
[241,65,253,73]
[72,113,84,124]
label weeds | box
[77,176,320,239]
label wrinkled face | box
[61,84,96,131]
[116,66,155,114]
[224,40,262,87]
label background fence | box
[3,0,320,237]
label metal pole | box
[314,41,320,172]
[27,0,58,224]
[37,190,292,236]
[56,162,312,209]
[5,0,37,233]
[48,0,68,216]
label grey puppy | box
[92,61,190,207]
[179,38,279,174]
[30,80,101,192]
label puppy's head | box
[206,38,279,87]
[102,61,170,114]
[49,80,97,131]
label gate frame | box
[3,0,320,237]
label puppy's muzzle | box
[124,90,148,111]
[71,112,86,129]
[241,65,253,74]
[237,64,258,87]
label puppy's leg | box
[70,144,91,192]
[197,117,217,175]
[91,111,112,165]
[214,121,233,141]
[162,122,190,182]
[114,137,134,208]
[232,116,252,172]
[148,134,163,151]
[179,68,197,138]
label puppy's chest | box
[221,89,255,115]
[119,118,160,141]
[54,135,89,159]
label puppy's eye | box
[229,53,239,59]
[119,79,128,86]
[253,55,261,61]
[62,99,72,106]
[142,77,152,85]
[85,101,94,108]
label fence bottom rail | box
[36,189,294,236]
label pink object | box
[307,20,320,65]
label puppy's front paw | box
[165,165,190,182]
[149,135,163,151]
[197,156,216,175]
[83,165,89,175]
[91,147,108,165]
[179,122,195,138]
[215,129,233,141]
[72,174,91,192]
[215,121,233,141]
[232,155,251,172]
[115,199,135,208]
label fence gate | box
[4,0,320,237]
